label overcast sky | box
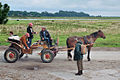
[1,0,120,16]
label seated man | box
[9,31,14,36]
[20,33,30,49]
[8,31,20,44]
[40,26,52,47]
[19,33,30,59]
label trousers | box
[28,38,32,48]
[77,59,83,71]
[44,38,52,47]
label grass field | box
[8,17,120,19]
[0,18,120,47]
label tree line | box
[8,10,91,17]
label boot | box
[75,70,83,76]
[24,55,28,58]
[24,54,28,58]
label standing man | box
[40,26,52,47]
[26,23,36,58]
[74,41,83,76]
[74,41,93,76]
[27,23,36,47]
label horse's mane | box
[90,31,98,38]
[74,31,99,39]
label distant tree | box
[41,11,54,17]
[0,2,10,24]
[96,15,102,17]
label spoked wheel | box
[4,48,19,63]
[41,50,54,63]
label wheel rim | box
[7,51,16,61]
[43,53,51,61]
[9,53,15,58]
[45,54,50,59]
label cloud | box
[1,0,120,16]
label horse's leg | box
[87,47,91,61]
[67,49,72,61]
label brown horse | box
[66,30,106,61]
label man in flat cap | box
[40,26,52,47]
[74,40,93,76]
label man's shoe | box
[24,55,28,58]
[75,70,83,76]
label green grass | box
[94,34,120,47]
[0,18,120,47]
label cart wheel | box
[41,50,54,63]
[4,48,19,63]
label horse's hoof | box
[24,56,28,58]
[68,59,72,61]
[68,57,72,61]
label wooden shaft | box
[58,47,75,51]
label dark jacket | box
[74,42,83,61]
[40,30,51,40]
[27,26,34,39]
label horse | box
[66,30,106,61]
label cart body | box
[4,39,58,63]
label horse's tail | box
[66,38,70,48]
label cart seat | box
[8,36,20,44]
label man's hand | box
[27,47,30,49]
[35,32,37,34]
[50,38,52,40]
[27,41,29,43]
[33,32,37,34]
[42,38,44,40]
[86,43,94,46]
[90,43,94,45]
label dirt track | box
[0,48,120,80]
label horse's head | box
[97,30,106,39]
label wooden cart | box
[4,40,58,63]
